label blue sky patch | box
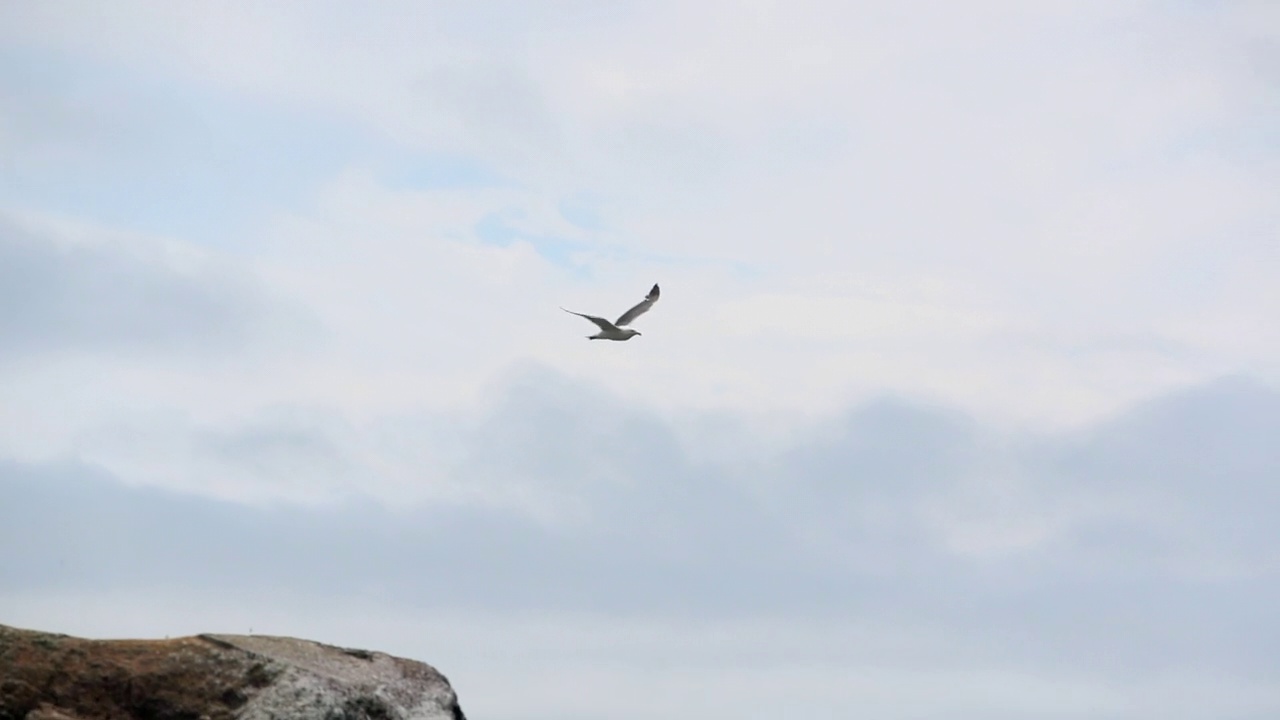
[475,210,590,274]
[557,192,606,232]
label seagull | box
[561,283,660,341]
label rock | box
[0,624,466,720]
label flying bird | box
[561,283,660,341]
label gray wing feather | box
[614,283,660,326]
[561,308,619,332]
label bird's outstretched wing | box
[614,283,660,326]
[561,308,620,332]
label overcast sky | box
[1,2,1278,719]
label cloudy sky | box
[1,1,1278,718]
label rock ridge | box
[0,623,465,720]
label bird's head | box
[624,329,641,338]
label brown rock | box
[0,624,465,720]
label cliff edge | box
[0,623,466,720]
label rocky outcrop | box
[0,624,466,720]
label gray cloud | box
[2,374,1277,686]
[1026,377,1280,574]
[0,219,292,358]
[0,4,1275,716]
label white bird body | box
[562,284,660,341]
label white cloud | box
[2,2,1275,428]
[0,0,1275,488]
[1,4,1278,717]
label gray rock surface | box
[0,623,466,720]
